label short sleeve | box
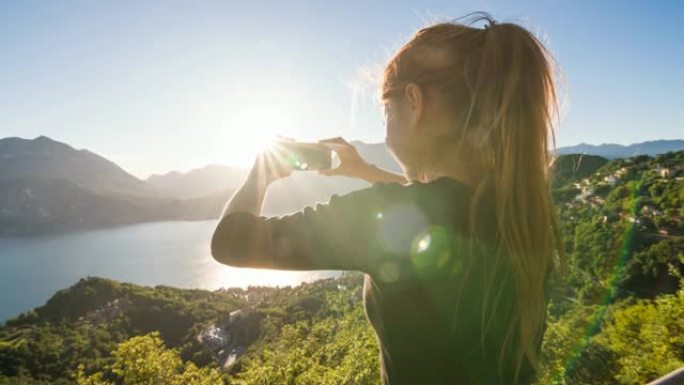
[210,181,403,274]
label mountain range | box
[1,135,682,236]
[555,139,684,158]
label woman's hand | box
[318,137,408,185]
[317,137,371,179]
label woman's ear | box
[404,83,423,132]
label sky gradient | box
[1,1,682,178]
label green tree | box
[74,332,224,385]
[593,286,684,384]
[233,289,380,385]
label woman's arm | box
[211,138,405,273]
[220,171,269,220]
[212,177,399,274]
[220,150,291,220]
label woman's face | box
[382,84,423,167]
[383,96,407,164]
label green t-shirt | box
[211,176,543,384]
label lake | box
[0,220,341,323]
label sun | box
[211,102,301,168]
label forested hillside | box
[1,151,683,385]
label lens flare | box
[555,180,643,382]
[410,225,456,276]
[211,100,301,167]
[377,202,428,254]
[378,261,401,283]
[416,234,431,253]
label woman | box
[211,11,564,385]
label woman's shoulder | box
[320,176,472,225]
[364,177,472,214]
[368,176,471,197]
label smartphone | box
[277,140,332,171]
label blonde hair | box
[381,11,566,382]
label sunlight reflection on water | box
[197,251,340,290]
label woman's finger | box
[318,136,346,143]
[318,137,350,147]
[320,141,352,153]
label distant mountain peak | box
[0,135,156,199]
[0,135,74,152]
[556,139,684,158]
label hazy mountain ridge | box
[556,139,684,158]
[1,135,682,236]
[0,136,159,199]
[0,136,238,236]
[145,165,249,200]
[0,175,234,237]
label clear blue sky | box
[1,1,682,178]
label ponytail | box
[465,20,565,381]
[381,12,566,383]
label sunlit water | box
[0,220,341,323]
